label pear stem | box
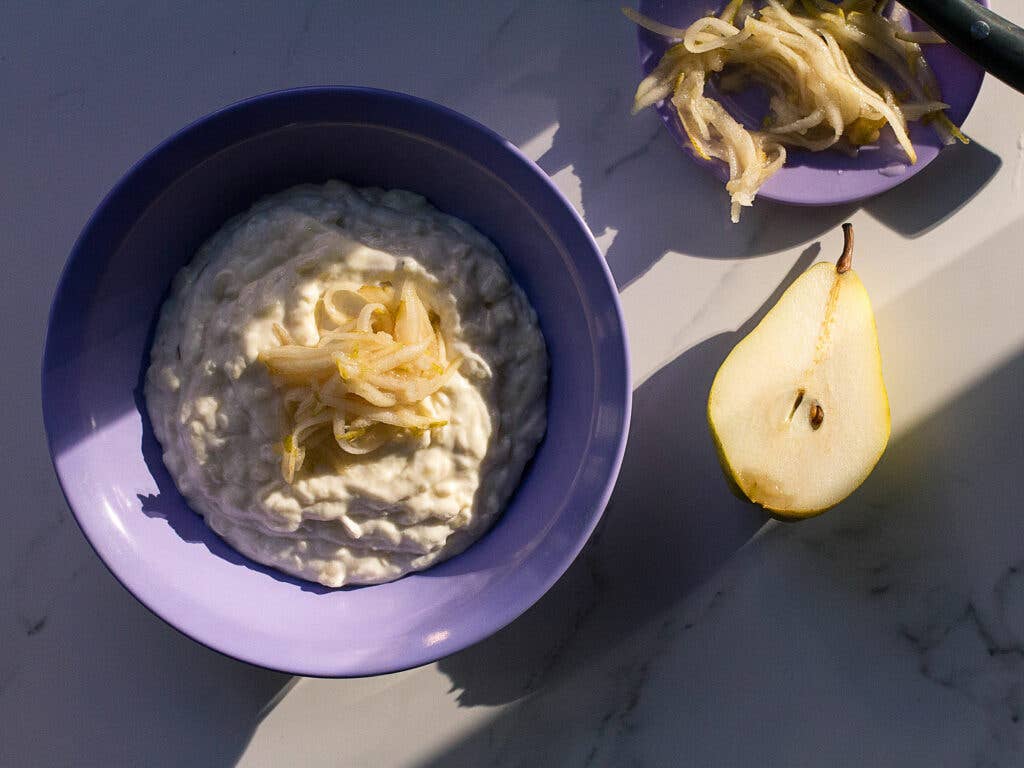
[836,223,854,274]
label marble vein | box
[602,126,662,179]
[485,0,530,51]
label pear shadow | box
[864,139,1002,238]
[433,244,819,706]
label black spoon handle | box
[898,0,1024,93]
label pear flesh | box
[708,224,890,518]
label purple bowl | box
[41,87,631,677]
[636,0,987,206]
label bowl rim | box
[41,85,632,676]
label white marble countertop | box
[5,1,1024,766]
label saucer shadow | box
[864,139,1002,238]
[434,245,819,706]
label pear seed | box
[809,403,824,430]
[788,389,805,422]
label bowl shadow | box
[434,244,820,705]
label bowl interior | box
[42,89,630,676]
[636,0,987,206]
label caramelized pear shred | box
[260,280,460,482]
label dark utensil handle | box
[899,0,1024,93]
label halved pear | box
[708,224,890,518]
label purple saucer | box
[41,88,631,677]
[636,0,988,206]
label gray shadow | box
[865,140,1002,238]
[434,244,819,706]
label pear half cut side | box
[708,224,890,518]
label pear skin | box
[708,224,890,518]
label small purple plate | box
[636,0,987,206]
[41,87,631,677]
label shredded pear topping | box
[627,0,968,222]
[260,280,460,483]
